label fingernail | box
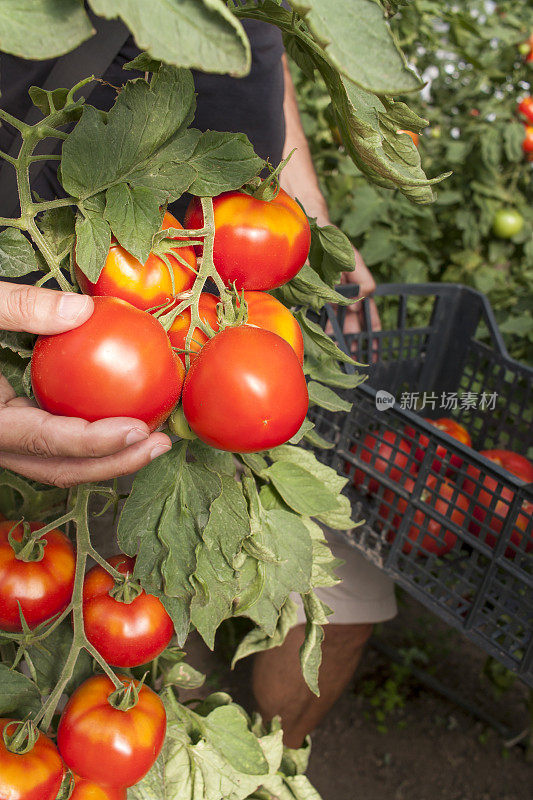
[58,293,91,321]
[150,444,171,461]
[125,428,149,446]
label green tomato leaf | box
[104,184,163,263]
[75,198,112,283]
[299,590,331,696]
[26,622,92,696]
[260,461,339,517]
[0,229,40,278]
[89,0,251,76]
[287,0,421,94]
[0,0,93,59]
[308,381,352,412]
[232,598,298,667]
[0,664,41,717]
[187,131,264,196]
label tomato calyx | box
[242,148,296,202]
[7,520,47,563]
[2,719,39,755]
[108,575,144,605]
[108,677,145,712]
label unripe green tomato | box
[492,209,524,239]
[430,127,441,139]
[518,42,531,56]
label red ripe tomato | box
[185,189,311,290]
[0,521,75,632]
[397,129,419,146]
[31,296,184,431]
[83,554,174,668]
[57,675,166,787]
[386,476,468,556]
[75,212,196,311]
[167,292,220,365]
[349,430,411,495]
[240,291,304,365]
[182,326,308,452]
[463,450,533,556]
[0,719,64,800]
[406,417,471,476]
[518,96,533,124]
[523,126,533,153]
[71,775,126,800]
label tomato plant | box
[167,292,220,364]
[185,189,311,290]
[0,719,64,800]
[182,326,308,452]
[57,675,166,787]
[83,554,174,668]
[350,430,412,494]
[406,417,472,476]
[386,476,469,556]
[75,212,196,311]
[462,450,533,556]
[71,775,127,800]
[0,520,75,632]
[31,297,184,431]
[492,208,525,239]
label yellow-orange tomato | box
[241,291,304,364]
[397,129,419,146]
[0,719,64,800]
[168,293,220,365]
[75,212,197,311]
[185,189,311,290]
[71,775,126,800]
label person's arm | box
[0,282,171,487]
[279,55,380,331]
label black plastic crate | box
[311,283,533,685]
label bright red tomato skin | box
[31,296,184,431]
[71,775,127,800]
[523,126,533,153]
[185,189,311,290]
[0,719,64,800]
[406,417,471,476]
[518,97,533,124]
[0,521,75,632]
[349,430,411,495]
[167,292,220,365]
[75,212,196,311]
[182,326,308,452]
[385,476,468,556]
[463,450,533,556]
[57,675,166,788]
[83,555,174,668]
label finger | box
[0,404,154,458]
[0,374,16,403]
[0,434,172,488]
[0,281,93,334]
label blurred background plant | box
[294,0,533,362]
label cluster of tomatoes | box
[349,419,533,558]
[0,523,175,798]
[31,188,312,453]
[517,95,533,161]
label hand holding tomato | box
[0,282,172,487]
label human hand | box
[0,282,171,487]
[341,247,381,335]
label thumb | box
[0,282,94,334]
